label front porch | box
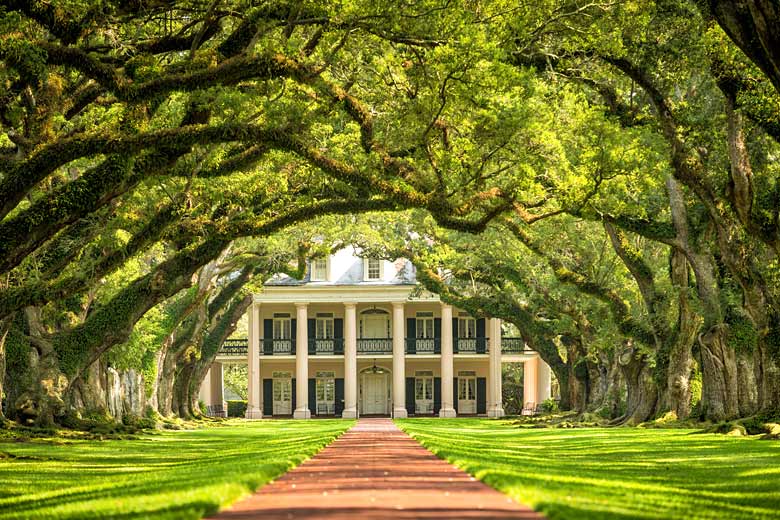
[200,354,552,419]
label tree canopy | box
[1,0,779,427]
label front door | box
[362,373,387,414]
[316,371,335,415]
[273,374,292,415]
[458,376,477,414]
[415,373,434,414]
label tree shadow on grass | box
[0,421,350,520]
[398,420,780,520]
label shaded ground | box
[0,419,351,519]
[211,418,541,519]
[396,418,780,520]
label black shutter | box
[291,377,296,414]
[476,318,486,354]
[406,377,416,415]
[477,377,487,414]
[452,317,459,353]
[335,378,345,416]
[308,319,316,355]
[263,319,273,355]
[308,378,316,415]
[434,318,442,354]
[334,318,344,355]
[291,319,297,354]
[262,379,273,416]
[433,377,441,414]
[453,377,459,413]
[406,318,416,354]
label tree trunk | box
[562,337,589,412]
[550,362,572,411]
[146,345,167,416]
[0,320,8,425]
[586,350,623,418]
[105,367,145,419]
[6,309,69,427]
[618,348,658,424]
[156,343,181,417]
[736,350,759,416]
[70,359,110,418]
[172,361,200,418]
[663,250,701,419]
[698,324,740,421]
[754,334,779,413]
[602,351,625,418]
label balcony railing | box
[407,337,441,354]
[311,338,344,355]
[454,337,488,354]
[502,337,531,353]
[219,338,248,356]
[357,338,393,354]
[221,336,530,356]
[262,338,295,355]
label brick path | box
[210,418,543,519]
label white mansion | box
[200,247,552,418]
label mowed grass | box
[0,419,352,519]
[396,418,780,520]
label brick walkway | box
[210,418,543,519]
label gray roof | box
[264,256,417,287]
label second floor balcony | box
[218,337,534,357]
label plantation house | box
[201,247,552,418]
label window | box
[458,317,476,338]
[272,314,291,339]
[360,308,390,338]
[366,258,382,280]
[311,257,328,281]
[416,311,435,339]
[315,313,334,339]
[415,312,435,353]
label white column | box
[293,303,311,419]
[210,362,225,416]
[487,318,505,417]
[439,303,456,417]
[343,303,358,418]
[199,366,212,406]
[537,358,552,402]
[524,355,539,411]
[487,328,494,411]
[392,302,407,418]
[246,302,263,419]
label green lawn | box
[396,418,780,520]
[0,419,352,519]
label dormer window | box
[365,258,382,280]
[311,257,328,281]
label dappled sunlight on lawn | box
[0,419,353,520]
[396,418,780,520]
